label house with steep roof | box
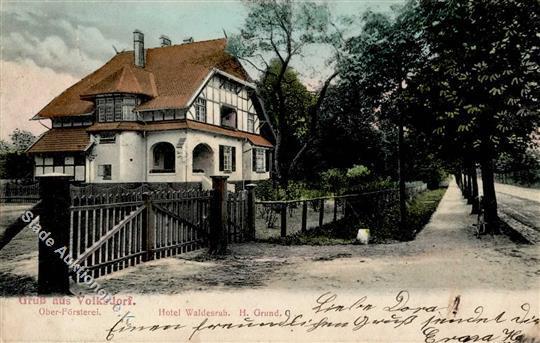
[27,31,273,188]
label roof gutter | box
[31,112,94,121]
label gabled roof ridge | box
[144,37,227,52]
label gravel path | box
[79,180,538,294]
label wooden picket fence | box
[227,190,249,243]
[68,183,248,281]
[0,182,39,203]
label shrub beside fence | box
[255,182,428,239]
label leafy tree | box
[10,129,36,152]
[337,3,426,238]
[228,0,344,187]
[0,140,13,154]
[302,81,390,179]
[412,0,540,231]
[496,149,540,186]
[0,129,36,180]
[257,60,315,182]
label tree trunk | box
[470,164,480,214]
[398,121,409,240]
[479,155,499,233]
[466,171,472,200]
[463,169,470,199]
[455,171,463,190]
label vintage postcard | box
[0,0,539,342]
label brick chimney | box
[133,30,145,67]
[159,35,171,47]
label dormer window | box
[96,96,138,122]
[220,106,236,128]
[122,98,136,120]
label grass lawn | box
[261,187,448,245]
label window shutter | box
[232,147,236,172]
[252,149,257,172]
[265,150,271,172]
[219,145,224,171]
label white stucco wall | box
[87,132,145,183]
[88,135,120,183]
[146,130,187,183]
[185,131,243,186]
[118,132,145,182]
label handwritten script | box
[105,291,539,342]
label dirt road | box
[477,180,540,243]
[1,181,538,296]
[82,180,538,294]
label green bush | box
[345,164,371,185]
[318,164,373,195]
[254,179,280,201]
[254,179,326,201]
[320,168,347,194]
[262,188,447,245]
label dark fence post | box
[280,204,287,237]
[301,201,307,233]
[246,184,256,241]
[142,193,155,261]
[209,176,228,254]
[319,199,325,228]
[36,175,72,295]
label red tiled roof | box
[81,65,157,98]
[27,128,91,153]
[36,38,250,118]
[86,120,273,147]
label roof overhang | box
[31,112,93,121]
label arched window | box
[192,143,213,174]
[151,142,175,173]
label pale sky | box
[0,0,402,141]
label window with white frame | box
[98,164,112,180]
[195,98,207,122]
[96,96,138,122]
[97,98,106,122]
[247,113,255,133]
[105,98,114,121]
[219,145,236,172]
[122,98,136,121]
[223,146,233,172]
[253,148,265,172]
